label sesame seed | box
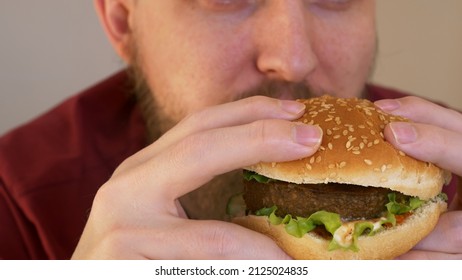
[364,159,373,165]
[310,157,315,164]
[352,150,361,155]
[399,151,406,157]
[338,161,347,168]
[316,156,322,163]
[306,163,312,170]
[373,139,380,145]
[381,165,387,173]
[327,129,333,136]
[334,135,341,139]
[328,164,336,169]
[346,141,352,149]
[343,130,348,136]
[328,143,333,150]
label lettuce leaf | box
[254,191,431,252]
[255,206,340,239]
[243,170,274,183]
[226,193,246,217]
[308,211,342,235]
[386,193,424,215]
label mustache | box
[236,80,322,101]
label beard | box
[127,63,320,143]
[126,45,373,220]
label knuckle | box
[446,212,462,250]
[180,109,207,128]
[401,96,430,110]
[98,228,143,259]
[92,182,113,210]
[241,96,278,115]
[248,119,273,147]
[244,95,272,105]
[175,133,205,159]
[421,127,449,164]
[199,223,236,258]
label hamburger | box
[231,95,450,259]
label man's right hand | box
[71,96,322,259]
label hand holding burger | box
[232,96,451,259]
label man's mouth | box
[237,80,320,101]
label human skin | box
[375,97,462,259]
[72,0,462,259]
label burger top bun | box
[245,96,451,200]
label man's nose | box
[254,1,317,83]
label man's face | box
[129,0,377,132]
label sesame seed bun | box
[245,96,450,200]
[237,96,450,259]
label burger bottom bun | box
[232,199,447,260]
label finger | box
[118,96,307,172]
[410,211,462,254]
[126,120,322,204]
[123,219,292,260]
[103,119,322,218]
[449,177,462,210]
[374,96,462,133]
[383,121,462,176]
[396,250,462,260]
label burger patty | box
[243,180,404,220]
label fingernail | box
[280,100,306,115]
[293,124,322,146]
[389,122,417,144]
[374,99,401,112]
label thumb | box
[139,219,292,260]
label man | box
[1,0,461,259]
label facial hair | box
[127,45,374,221]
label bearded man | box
[0,0,461,259]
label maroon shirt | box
[0,71,456,259]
